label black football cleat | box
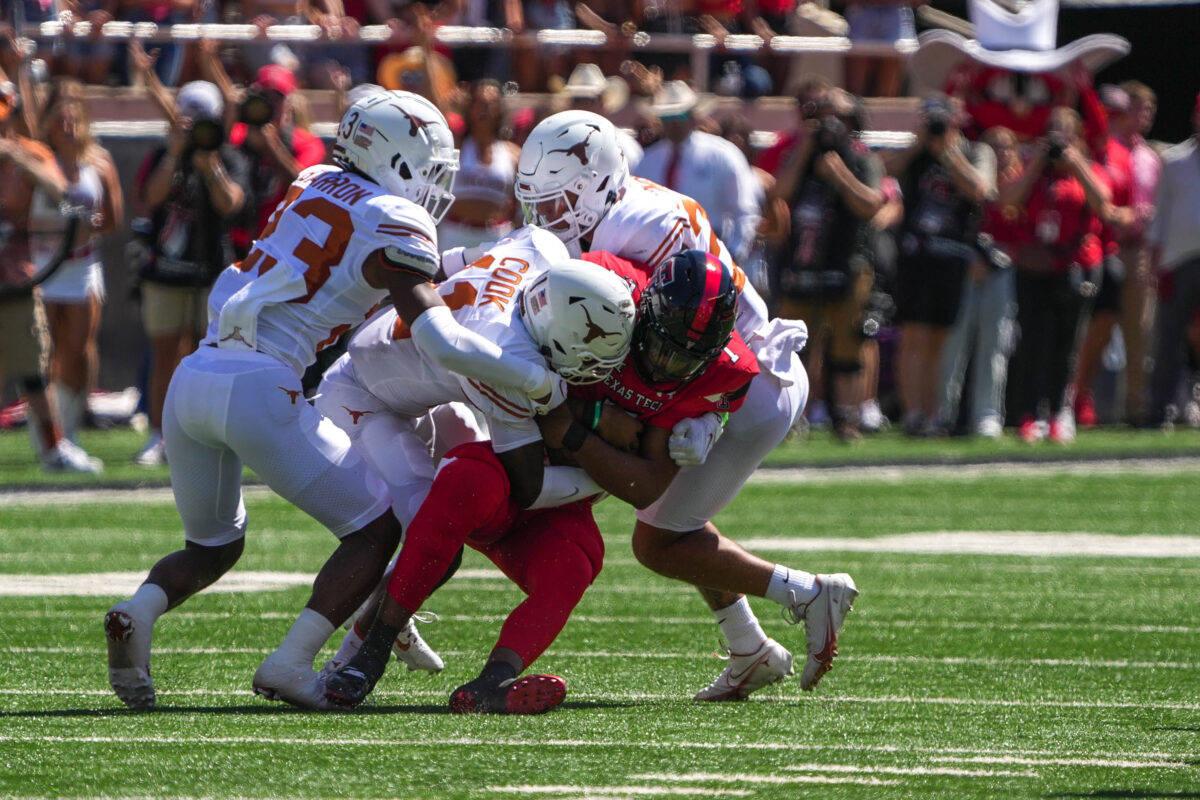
[323,665,378,708]
[449,673,566,715]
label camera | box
[238,92,275,127]
[925,107,950,137]
[1045,132,1069,161]
[814,115,848,154]
[189,118,224,152]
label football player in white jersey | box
[103,91,569,711]
[513,110,858,699]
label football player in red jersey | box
[517,111,858,699]
[324,249,761,712]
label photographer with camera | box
[883,93,996,437]
[1000,106,1112,444]
[195,51,326,258]
[129,77,251,466]
[764,87,884,440]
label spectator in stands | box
[300,0,372,90]
[885,93,996,437]
[1005,106,1111,444]
[56,1,118,86]
[1147,92,1200,428]
[1071,84,1139,429]
[861,171,903,433]
[627,0,700,82]
[0,73,102,473]
[511,0,575,91]
[438,79,519,250]
[694,1,777,98]
[1114,81,1161,427]
[32,79,124,444]
[117,0,202,86]
[194,48,325,256]
[634,80,761,265]
[936,125,1020,439]
[561,62,643,169]
[840,0,923,99]
[755,76,831,177]
[128,76,251,466]
[763,86,883,440]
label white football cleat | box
[253,652,336,711]
[784,573,858,691]
[104,603,155,709]
[44,438,103,474]
[322,613,444,676]
[693,638,794,701]
[392,614,444,673]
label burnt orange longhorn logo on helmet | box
[394,105,433,137]
[579,304,620,344]
[548,125,600,166]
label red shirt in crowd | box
[1019,162,1110,273]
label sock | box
[478,660,518,689]
[126,583,169,624]
[714,596,769,654]
[54,383,85,443]
[274,608,335,668]
[764,564,818,609]
[330,626,364,669]
[37,417,62,454]
[351,617,404,680]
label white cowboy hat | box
[561,63,630,114]
[646,80,717,118]
[911,0,1128,87]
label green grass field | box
[1,428,1198,799]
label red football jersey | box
[573,251,759,430]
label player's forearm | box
[409,305,550,395]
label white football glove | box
[440,241,497,278]
[668,412,725,467]
[530,369,569,416]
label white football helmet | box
[515,110,628,247]
[332,90,459,223]
[520,259,636,384]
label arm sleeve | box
[527,466,603,509]
[410,305,550,395]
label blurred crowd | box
[6,0,918,99]
[2,4,1200,476]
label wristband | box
[588,401,603,431]
[562,420,590,453]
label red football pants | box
[387,442,604,668]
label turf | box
[1,430,1198,799]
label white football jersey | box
[588,176,770,346]
[345,225,569,452]
[201,164,441,375]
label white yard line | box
[4,457,1200,509]
[2,688,1198,713]
[7,645,1199,671]
[639,765,1037,778]
[11,608,1200,635]
[0,733,1190,766]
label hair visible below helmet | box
[633,250,738,388]
[520,259,636,385]
[515,110,628,246]
[332,90,459,223]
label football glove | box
[530,369,569,416]
[668,412,725,467]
